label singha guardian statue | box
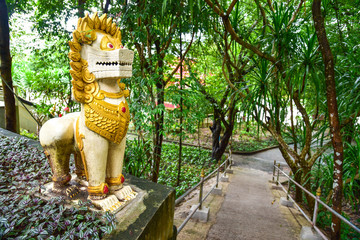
[39,12,135,212]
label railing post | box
[229,149,232,169]
[312,187,321,226]
[287,171,292,200]
[216,160,220,188]
[272,160,276,182]
[224,158,227,177]
[199,169,205,210]
[276,163,280,185]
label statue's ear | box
[80,17,97,43]
[106,17,113,33]
[84,13,94,29]
[92,12,101,30]
[115,28,122,45]
[110,22,117,35]
[99,13,108,31]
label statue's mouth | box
[95,61,132,66]
[85,48,134,79]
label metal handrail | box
[273,162,360,239]
[176,154,232,233]
[175,157,228,205]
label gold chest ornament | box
[84,80,130,144]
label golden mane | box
[68,12,122,104]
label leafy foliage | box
[124,139,217,197]
[313,137,360,208]
[0,136,115,239]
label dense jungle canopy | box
[1,0,360,239]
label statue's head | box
[69,13,134,103]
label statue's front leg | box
[81,125,109,200]
[78,122,124,211]
[106,137,137,201]
[106,137,126,193]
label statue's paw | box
[65,185,80,199]
[90,195,124,212]
[52,184,79,199]
[114,186,138,201]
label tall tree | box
[204,0,331,207]
[116,0,195,182]
[312,0,343,238]
[190,38,246,161]
[0,0,17,133]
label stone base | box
[300,226,321,240]
[280,197,294,207]
[40,175,142,214]
[190,205,210,222]
[211,187,222,195]
[39,173,175,240]
[225,169,233,174]
[271,185,282,190]
[220,175,229,182]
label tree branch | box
[165,30,195,84]
[226,0,238,16]
[308,141,332,167]
[253,0,267,28]
[204,0,224,16]
[286,0,305,30]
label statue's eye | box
[100,35,118,51]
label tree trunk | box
[303,167,315,212]
[0,0,17,133]
[313,1,344,239]
[210,110,222,160]
[103,0,111,13]
[77,0,86,17]
[152,77,165,183]
[210,108,234,161]
[176,27,183,187]
[294,170,303,202]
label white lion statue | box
[39,12,136,211]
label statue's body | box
[39,13,135,211]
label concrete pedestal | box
[41,173,176,240]
[211,186,222,195]
[300,226,321,240]
[190,205,210,222]
[108,174,175,240]
[280,197,294,207]
[220,175,229,182]
[271,185,282,190]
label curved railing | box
[273,161,360,240]
[176,151,233,233]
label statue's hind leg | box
[44,143,72,190]
[44,145,79,198]
[40,115,80,198]
[74,151,86,184]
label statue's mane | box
[68,12,122,104]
